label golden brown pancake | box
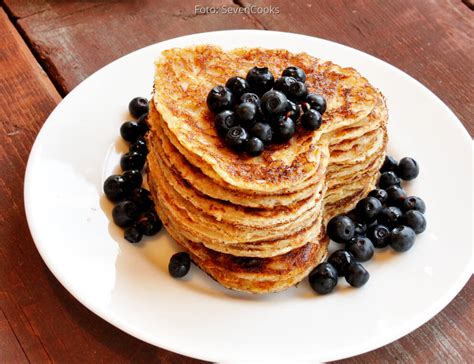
[146,45,388,293]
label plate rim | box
[23,29,473,362]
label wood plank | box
[237,0,474,135]
[0,7,203,364]
[0,308,29,364]
[4,0,263,94]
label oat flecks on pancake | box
[146,45,388,293]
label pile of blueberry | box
[207,66,327,156]
[309,156,426,295]
[103,97,162,244]
[103,97,192,278]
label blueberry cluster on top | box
[206,66,327,156]
[309,156,426,295]
[103,97,162,244]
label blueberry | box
[346,236,375,262]
[306,94,327,114]
[120,121,143,143]
[137,113,149,134]
[245,137,264,156]
[120,151,146,171]
[225,126,248,150]
[402,210,426,234]
[122,169,143,191]
[286,81,308,102]
[398,157,419,180]
[378,206,402,227]
[402,196,426,213]
[273,76,297,95]
[367,224,391,248]
[381,155,398,173]
[103,175,127,202]
[354,222,367,237]
[390,225,416,252]
[346,209,363,224]
[356,197,382,223]
[379,171,401,189]
[169,252,191,278]
[308,262,338,294]
[250,122,272,144]
[328,250,355,276]
[301,109,322,130]
[130,138,148,156]
[272,116,295,142]
[112,201,139,227]
[225,76,250,98]
[386,185,407,207]
[130,188,153,211]
[240,93,260,108]
[246,67,274,96]
[286,100,301,121]
[236,102,257,126]
[345,263,370,288]
[137,211,162,236]
[214,110,237,137]
[327,215,355,243]
[206,85,234,113]
[368,188,388,204]
[261,90,288,117]
[282,66,306,82]
[124,225,142,243]
[128,97,149,118]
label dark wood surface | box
[0,1,472,362]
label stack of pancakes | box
[146,46,388,293]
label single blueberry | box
[207,85,234,113]
[346,236,374,262]
[328,250,355,277]
[327,215,355,243]
[402,210,426,234]
[390,225,416,252]
[345,263,370,288]
[398,157,419,180]
[367,224,391,248]
[169,252,191,278]
[402,196,426,213]
[308,262,338,294]
[128,97,149,118]
[282,66,306,82]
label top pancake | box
[153,45,381,193]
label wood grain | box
[0,0,472,362]
[4,0,473,136]
[0,7,203,364]
[4,0,263,95]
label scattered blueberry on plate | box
[309,262,338,294]
[169,252,192,278]
[104,96,163,244]
[311,155,426,295]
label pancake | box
[145,45,388,293]
[151,176,329,293]
[146,106,321,208]
[153,46,381,193]
[148,132,326,228]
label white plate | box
[24,30,472,362]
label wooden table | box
[1,1,472,362]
